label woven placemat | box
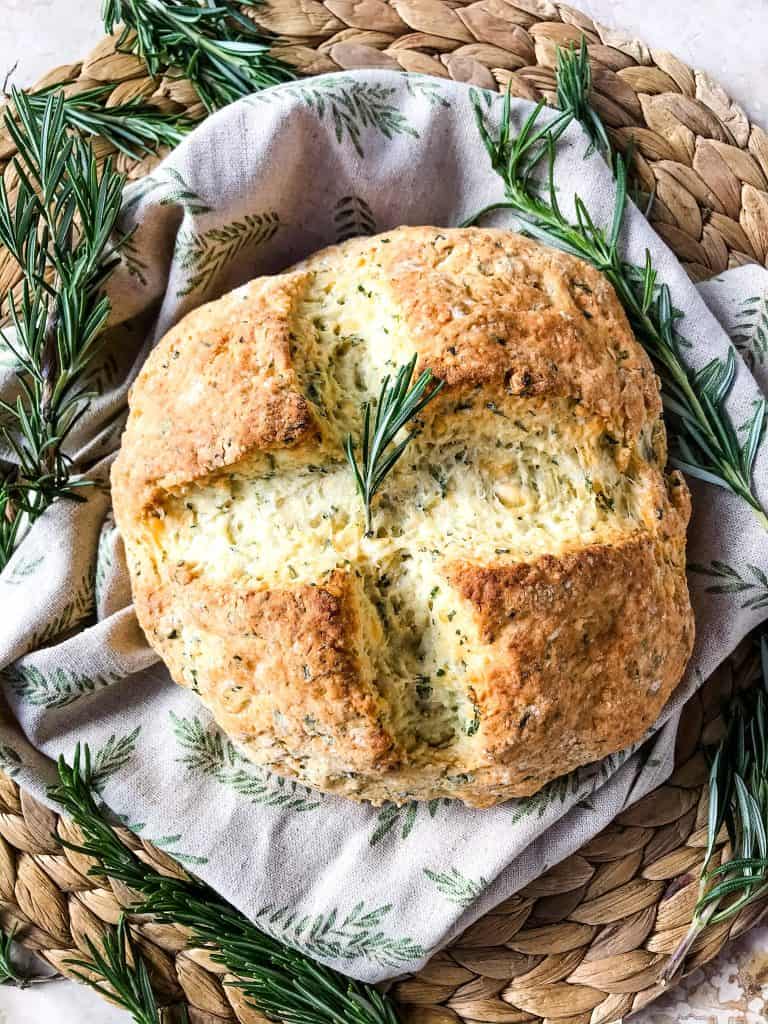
[0,4,767,1023]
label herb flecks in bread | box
[112,226,694,808]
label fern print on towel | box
[2,553,44,586]
[175,211,279,297]
[122,167,213,217]
[508,771,584,826]
[690,560,768,610]
[94,528,114,614]
[27,571,95,649]
[732,293,768,369]
[334,195,377,243]
[121,170,213,285]
[0,744,21,778]
[171,713,321,811]
[424,867,488,909]
[4,665,120,710]
[403,75,451,109]
[508,748,632,826]
[115,815,210,868]
[252,77,434,157]
[90,727,142,791]
[256,900,424,966]
[370,798,450,846]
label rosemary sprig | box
[663,634,768,982]
[24,86,190,158]
[0,88,125,568]
[102,0,294,115]
[49,745,401,1024]
[555,38,612,168]
[345,355,443,535]
[467,91,768,530]
[67,917,175,1024]
[557,39,656,216]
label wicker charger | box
[0,3,767,1022]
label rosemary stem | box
[661,899,717,985]
[0,89,124,564]
[39,288,60,477]
[458,201,518,228]
[748,505,768,532]
[345,357,443,536]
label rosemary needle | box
[24,85,190,158]
[0,926,51,987]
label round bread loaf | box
[112,226,694,808]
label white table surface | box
[0,1,766,1021]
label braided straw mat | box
[1,3,768,1022]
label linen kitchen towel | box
[0,72,767,982]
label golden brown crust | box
[298,227,661,441]
[112,226,694,808]
[446,531,692,790]
[134,566,397,777]
[111,273,320,516]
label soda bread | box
[112,226,694,807]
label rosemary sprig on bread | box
[50,745,401,1024]
[468,88,768,530]
[345,355,444,535]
